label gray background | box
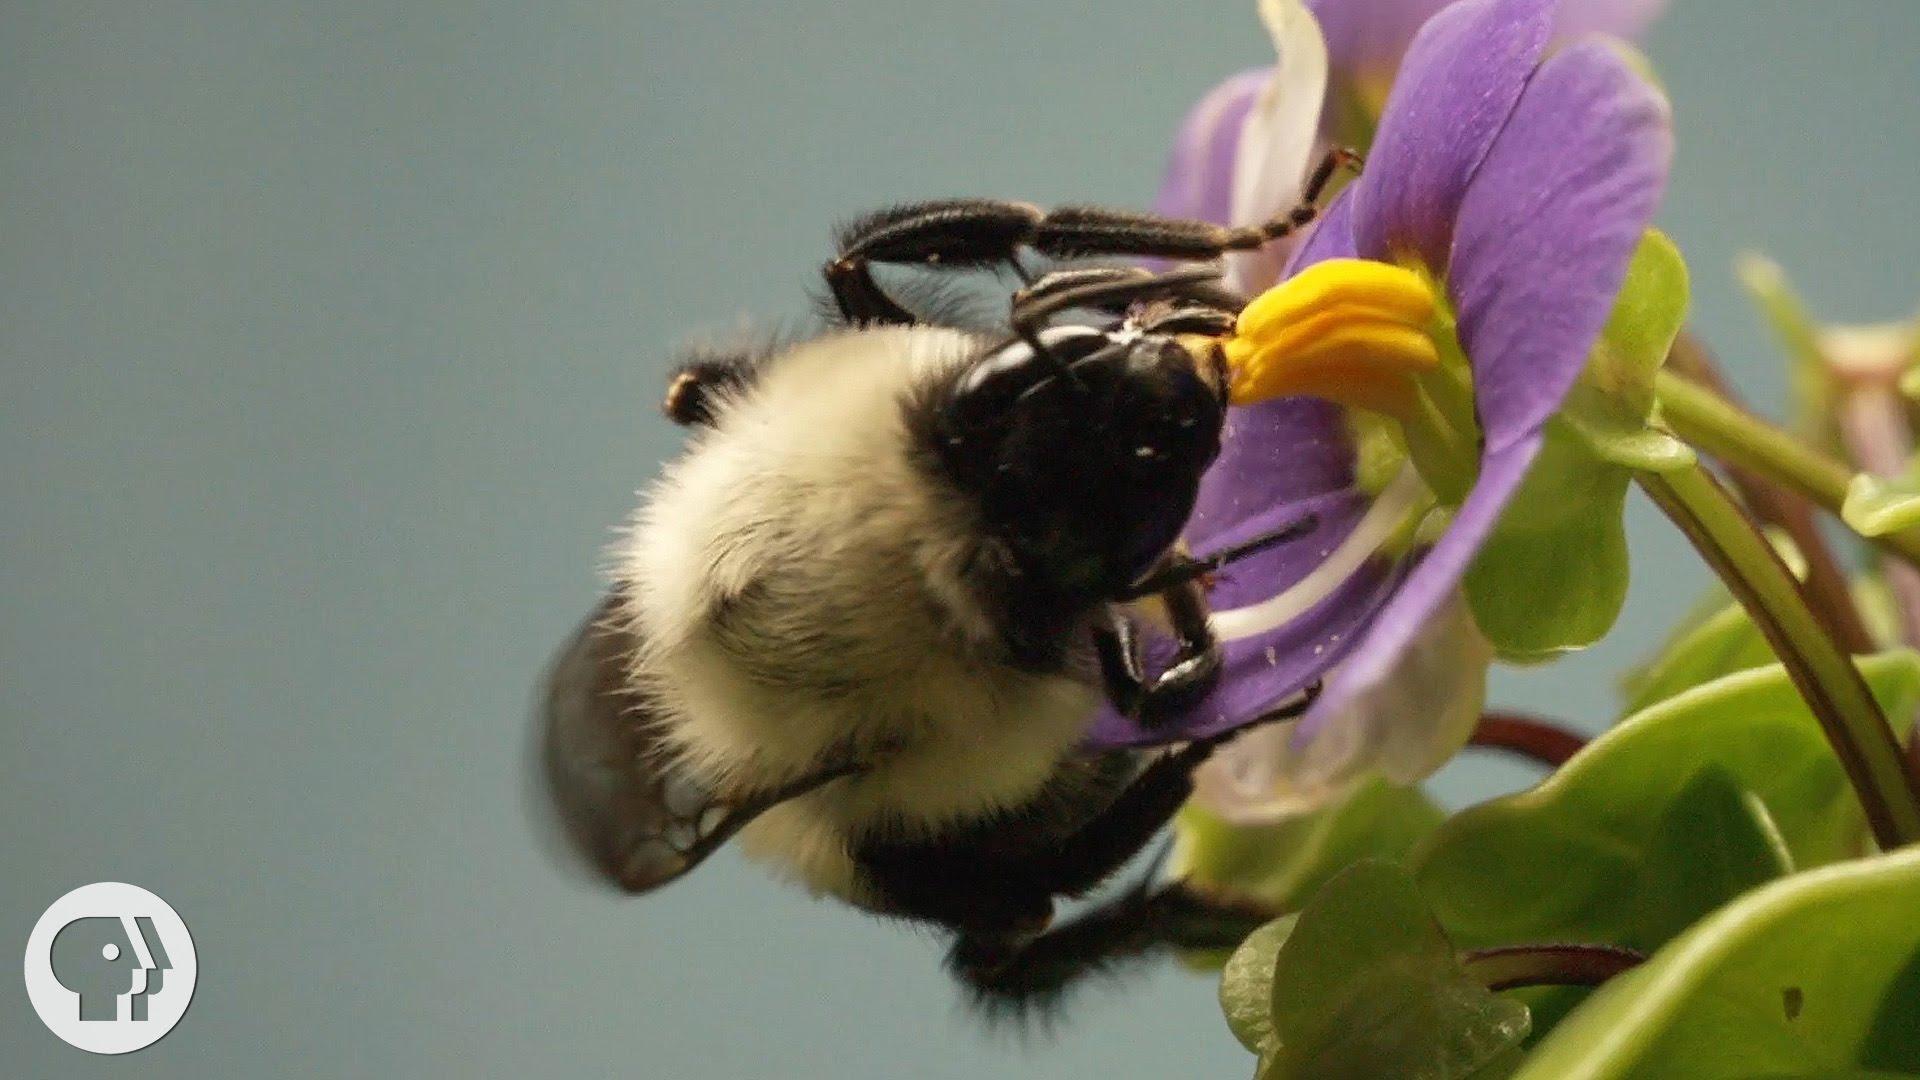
[4,2,1917,1076]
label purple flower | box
[1155,0,1666,280]
[1089,0,1673,749]
[1313,0,1664,80]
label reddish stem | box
[1462,943,1646,992]
[1469,712,1588,769]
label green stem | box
[1656,370,1920,567]
[1667,335,1878,655]
[1638,463,1920,849]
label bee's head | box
[930,325,1230,599]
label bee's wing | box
[534,596,860,894]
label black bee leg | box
[1096,581,1222,725]
[1104,516,1328,726]
[949,881,1279,1016]
[1011,264,1245,323]
[1099,513,1325,725]
[823,154,1359,326]
[1115,513,1323,602]
[1021,146,1359,266]
[826,199,1052,325]
[939,679,1322,929]
[860,739,1221,937]
[1303,145,1364,205]
[1011,264,1155,304]
[1034,736,1224,895]
[660,344,772,427]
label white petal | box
[1211,464,1427,643]
[1226,0,1331,293]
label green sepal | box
[1562,405,1697,472]
[1463,419,1634,661]
[1404,298,1485,507]
[1588,229,1691,420]
[1257,860,1530,1080]
[1513,846,1920,1079]
[1843,468,1920,537]
[1463,230,1690,660]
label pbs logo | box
[23,883,197,1054]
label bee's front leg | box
[1094,588,1222,725]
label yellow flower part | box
[1223,258,1441,419]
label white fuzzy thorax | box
[615,326,1100,899]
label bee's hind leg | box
[948,880,1278,1018]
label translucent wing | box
[535,596,859,893]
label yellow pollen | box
[1222,258,1442,419]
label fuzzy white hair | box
[615,326,1101,899]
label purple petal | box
[1448,39,1673,450]
[1152,68,1271,225]
[1189,396,1357,549]
[1087,554,1401,748]
[1349,0,1554,269]
[1295,433,1543,739]
[1198,487,1373,610]
[1084,386,1378,750]
[1091,407,1373,747]
[1191,591,1491,822]
[1309,0,1666,76]
[1307,0,1441,76]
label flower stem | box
[1667,334,1876,654]
[1833,381,1920,774]
[1469,712,1587,768]
[1461,944,1644,992]
[1655,368,1920,568]
[1638,463,1920,849]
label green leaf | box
[1463,230,1690,659]
[1735,1060,1920,1068]
[1513,846,1920,1079]
[1627,765,1795,946]
[1221,915,1297,1054]
[1415,653,1920,957]
[1843,470,1920,537]
[1176,777,1446,917]
[1619,597,1775,714]
[1261,860,1530,1080]
[1622,567,1902,715]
